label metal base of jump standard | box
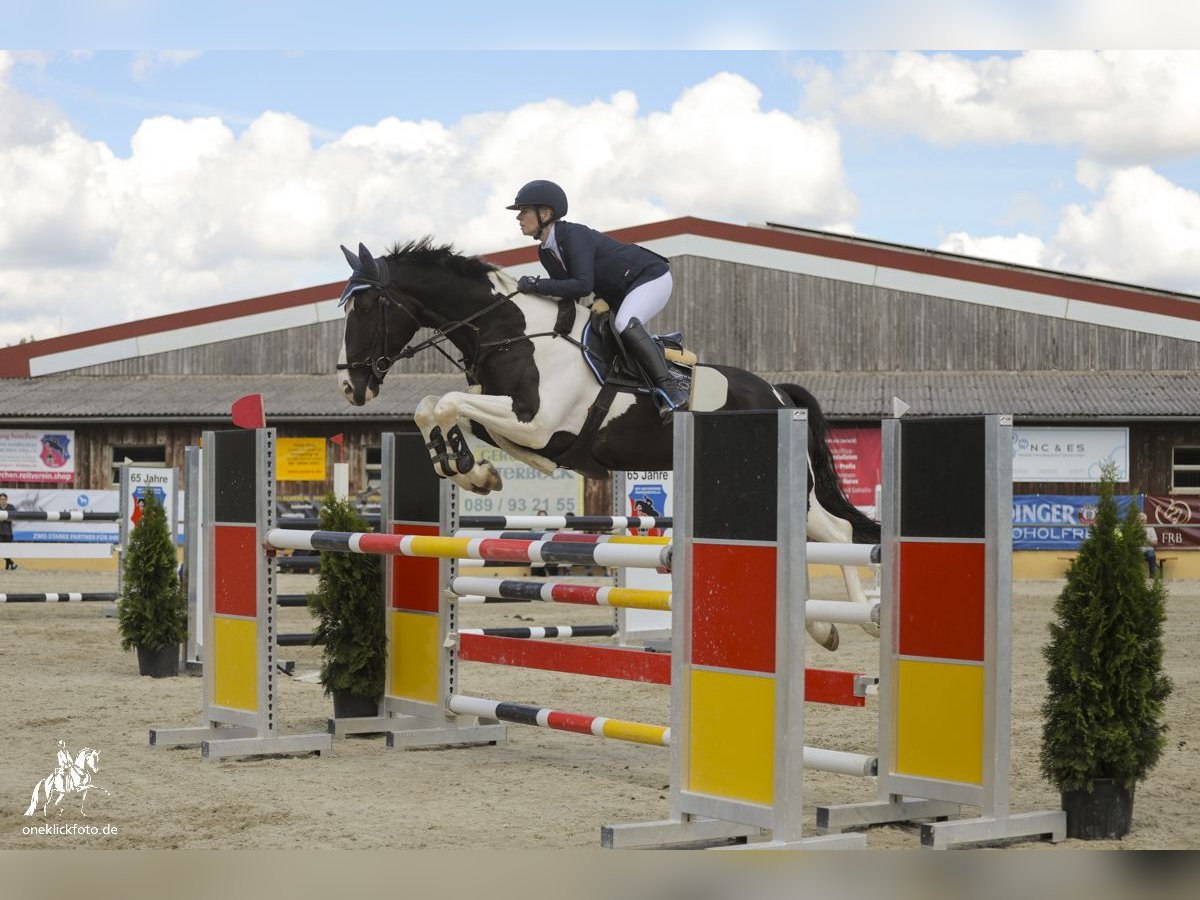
[148,429,332,761]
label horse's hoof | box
[861,621,881,639]
[476,462,503,493]
[820,625,840,651]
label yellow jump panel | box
[687,668,774,806]
[389,610,440,703]
[212,616,258,712]
[896,658,985,785]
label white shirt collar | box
[541,223,563,264]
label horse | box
[25,747,107,817]
[335,240,880,650]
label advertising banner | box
[828,427,882,515]
[1011,493,1140,550]
[0,488,117,542]
[457,438,583,517]
[276,438,327,481]
[1144,495,1200,549]
[622,470,672,538]
[121,466,177,545]
[0,429,76,483]
[1012,427,1129,483]
[618,470,673,636]
[0,486,185,542]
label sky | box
[4,6,1200,347]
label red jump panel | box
[390,524,441,613]
[214,524,257,617]
[690,542,776,674]
[897,540,985,662]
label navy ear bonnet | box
[339,242,390,306]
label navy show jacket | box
[536,221,668,304]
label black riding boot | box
[621,319,690,419]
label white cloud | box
[1053,165,1200,288]
[821,50,1200,163]
[0,69,854,345]
[130,50,203,82]
[940,164,1200,292]
[938,232,1048,269]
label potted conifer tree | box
[1040,465,1173,839]
[307,492,386,718]
[117,491,187,677]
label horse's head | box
[77,748,99,773]
[337,242,423,406]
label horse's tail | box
[773,383,881,544]
[24,780,45,816]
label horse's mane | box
[386,237,496,281]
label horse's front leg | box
[434,392,560,496]
[415,396,459,479]
[413,395,499,493]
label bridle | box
[336,279,585,384]
[336,283,523,382]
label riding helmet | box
[506,180,568,219]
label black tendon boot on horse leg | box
[621,319,689,419]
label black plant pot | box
[136,644,180,678]
[332,690,380,719]
[1062,779,1135,839]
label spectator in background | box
[1140,512,1158,579]
[0,492,17,570]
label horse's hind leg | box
[838,563,879,637]
[806,489,879,645]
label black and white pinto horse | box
[336,240,880,649]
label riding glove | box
[517,275,540,294]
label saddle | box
[548,298,700,455]
[579,303,697,395]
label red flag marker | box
[330,433,345,463]
[231,394,265,429]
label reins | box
[338,284,585,383]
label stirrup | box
[652,387,688,418]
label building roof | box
[1,371,1197,423]
[0,374,460,422]
[4,217,1200,378]
[763,370,1200,420]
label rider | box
[55,740,78,782]
[507,180,690,417]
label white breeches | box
[615,270,673,331]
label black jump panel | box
[900,417,985,539]
[390,431,441,523]
[213,429,259,524]
[692,412,778,542]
